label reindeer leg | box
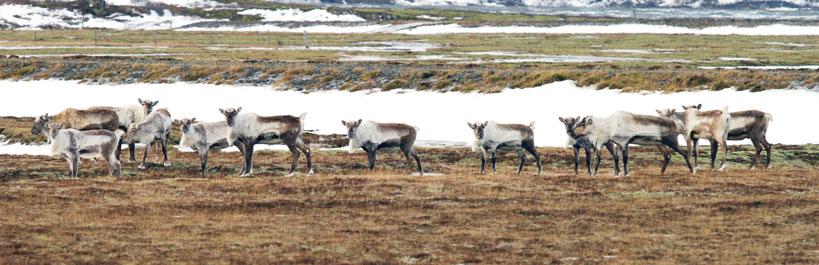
[750,138,762,169]
[572,144,580,175]
[286,144,300,177]
[233,140,247,175]
[71,154,80,178]
[719,139,729,172]
[762,136,772,169]
[692,138,700,170]
[607,142,621,177]
[523,141,541,176]
[115,139,122,161]
[621,144,630,177]
[592,146,602,176]
[479,148,487,174]
[367,149,377,171]
[161,136,171,167]
[667,138,694,174]
[138,141,150,169]
[709,139,718,170]
[295,137,314,175]
[411,149,423,176]
[242,142,255,177]
[685,137,696,174]
[128,141,136,163]
[491,149,498,174]
[660,146,671,174]
[199,151,209,175]
[515,148,526,175]
[585,145,594,176]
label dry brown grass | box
[0,146,817,264]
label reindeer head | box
[656,108,677,118]
[467,121,488,139]
[558,116,581,135]
[219,107,242,127]
[569,116,594,138]
[178,118,197,133]
[341,119,363,139]
[681,104,702,111]
[32,114,53,135]
[138,98,159,114]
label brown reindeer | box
[678,104,773,169]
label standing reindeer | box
[657,104,731,172]
[178,118,247,175]
[559,116,619,176]
[124,108,172,169]
[342,119,423,175]
[468,121,541,175]
[668,104,773,169]
[221,108,313,177]
[570,112,693,176]
[47,124,122,178]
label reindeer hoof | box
[163,161,172,167]
[137,164,146,170]
[719,165,728,172]
[128,159,137,163]
[307,169,315,175]
[286,172,296,177]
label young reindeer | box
[669,104,773,169]
[220,107,313,177]
[559,116,619,176]
[178,118,247,175]
[124,108,172,169]
[468,121,541,175]
[570,112,694,176]
[47,124,122,178]
[342,119,423,175]
[657,104,731,171]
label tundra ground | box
[0,146,817,264]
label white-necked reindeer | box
[220,107,313,177]
[570,112,693,176]
[47,124,122,178]
[342,119,423,175]
[671,105,773,169]
[178,118,247,175]
[559,116,619,176]
[124,108,172,169]
[468,121,541,175]
[657,104,731,171]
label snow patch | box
[0,4,222,30]
[237,8,365,22]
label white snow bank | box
[0,141,52,156]
[105,0,225,8]
[395,23,819,36]
[718,57,756,61]
[699,65,819,70]
[238,8,365,22]
[0,4,222,30]
[0,79,816,156]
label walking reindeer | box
[468,121,541,175]
[178,118,247,175]
[657,104,731,172]
[342,119,423,175]
[559,116,618,176]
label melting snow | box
[237,8,365,22]
[0,4,222,30]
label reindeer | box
[220,107,313,177]
[657,104,731,171]
[124,108,172,169]
[570,112,693,176]
[559,116,619,176]
[30,98,158,161]
[47,124,122,178]
[670,104,773,169]
[178,118,247,175]
[342,119,423,175]
[467,121,541,175]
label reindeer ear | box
[190,118,196,123]
[236,107,242,113]
[341,120,347,126]
[357,119,362,125]
[468,122,475,129]
[697,104,702,110]
[558,117,564,123]
[219,108,226,114]
[151,101,159,106]
[138,98,144,104]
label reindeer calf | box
[178,118,246,175]
[343,119,423,175]
[125,108,172,169]
[48,124,122,178]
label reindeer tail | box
[529,121,536,130]
[298,113,307,133]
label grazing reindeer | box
[559,116,619,176]
[570,112,693,176]
[178,118,247,175]
[124,109,172,169]
[342,119,423,175]
[468,121,541,175]
[657,104,731,171]
[221,108,313,177]
[673,104,773,169]
[47,124,122,178]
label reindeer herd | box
[28,99,773,179]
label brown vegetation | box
[0,145,817,264]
